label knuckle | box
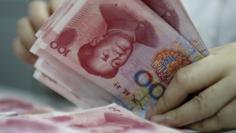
[28,0,49,19]
[28,1,39,11]
[16,17,27,28]
[192,95,210,117]
[29,0,46,8]
[192,95,215,117]
[158,97,170,113]
[173,68,190,87]
[49,0,63,8]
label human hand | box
[13,0,64,65]
[146,43,236,132]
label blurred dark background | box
[0,0,72,108]
[0,0,33,90]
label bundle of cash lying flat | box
[0,103,185,133]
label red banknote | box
[31,0,206,117]
[45,104,185,133]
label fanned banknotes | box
[0,104,184,133]
[31,0,206,117]
[142,0,208,56]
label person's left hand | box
[146,43,236,132]
[13,0,64,65]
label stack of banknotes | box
[31,0,208,121]
[0,95,184,133]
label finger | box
[189,99,236,132]
[28,0,50,30]
[189,116,222,133]
[151,76,236,127]
[16,17,36,50]
[48,0,65,13]
[147,54,227,118]
[13,38,37,65]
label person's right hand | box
[13,0,64,65]
[146,43,236,132]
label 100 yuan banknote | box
[37,104,184,133]
[142,0,208,56]
[32,46,114,108]
[34,58,114,108]
[36,0,76,38]
[31,0,203,117]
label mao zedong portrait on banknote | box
[78,4,158,79]
[33,0,203,115]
